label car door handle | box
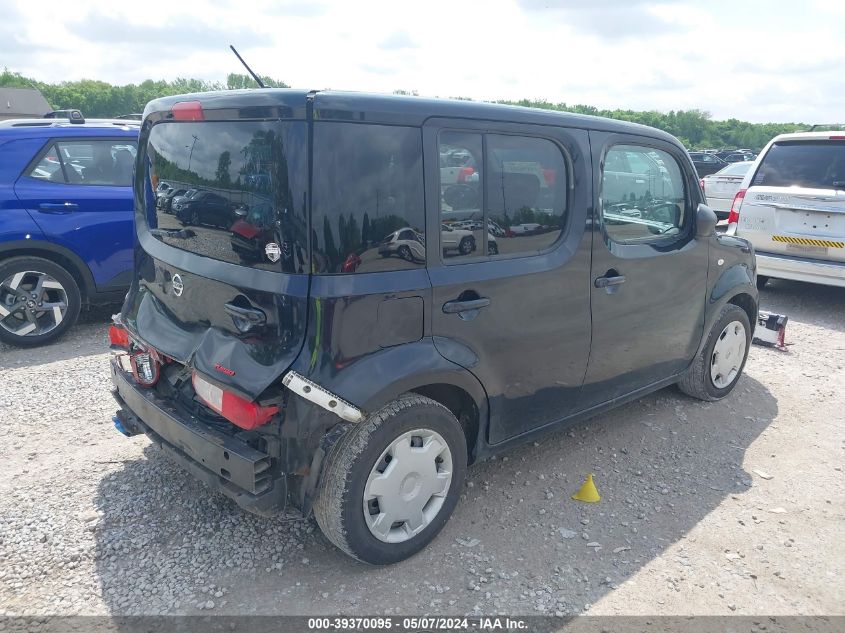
[38,202,78,214]
[224,302,266,331]
[594,275,626,288]
[442,297,491,314]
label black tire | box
[191,210,200,225]
[458,236,474,255]
[678,304,751,401]
[756,275,769,290]
[398,245,412,261]
[313,394,467,565]
[0,256,82,348]
[487,242,499,255]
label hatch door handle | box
[443,297,490,314]
[223,303,267,329]
[38,202,78,214]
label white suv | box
[727,131,845,288]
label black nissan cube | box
[110,90,758,564]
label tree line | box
[2,69,805,150]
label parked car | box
[156,187,188,214]
[440,223,499,255]
[0,112,139,347]
[174,191,233,228]
[689,151,729,176]
[700,161,754,219]
[110,90,757,565]
[378,227,426,261]
[727,130,845,288]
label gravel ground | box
[0,280,843,617]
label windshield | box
[752,141,845,190]
[143,120,308,273]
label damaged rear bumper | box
[109,359,286,516]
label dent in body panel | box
[122,250,308,401]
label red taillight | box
[457,166,475,183]
[192,371,278,430]
[699,177,706,191]
[728,188,746,224]
[130,352,160,388]
[171,101,204,121]
[829,135,845,140]
[109,324,130,350]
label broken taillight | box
[130,352,161,387]
[191,371,278,430]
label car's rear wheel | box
[0,257,81,348]
[678,304,751,401]
[314,394,467,565]
[459,237,474,255]
[398,245,412,261]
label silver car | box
[727,131,845,288]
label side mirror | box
[696,203,718,238]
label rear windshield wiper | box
[150,228,196,240]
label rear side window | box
[145,121,308,273]
[752,141,845,190]
[28,140,137,186]
[601,145,687,243]
[439,132,568,261]
[312,123,425,274]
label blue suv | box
[0,112,139,346]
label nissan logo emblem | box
[171,274,184,297]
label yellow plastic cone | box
[571,474,601,503]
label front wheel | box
[0,256,81,348]
[678,304,751,401]
[314,394,467,565]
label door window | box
[28,144,64,181]
[438,132,568,261]
[601,145,687,243]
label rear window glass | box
[717,162,753,176]
[753,141,845,190]
[312,122,425,274]
[145,121,308,273]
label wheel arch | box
[292,338,490,463]
[0,240,95,302]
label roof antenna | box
[229,45,266,88]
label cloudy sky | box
[4,0,844,123]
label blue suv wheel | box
[0,256,81,347]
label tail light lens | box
[192,371,279,430]
[130,352,160,387]
[699,177,706,191]
[728,188,746,224]
[109,324,130,350]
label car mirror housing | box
[696,203,718,238]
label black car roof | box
[144,89,680,145]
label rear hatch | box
[737,140,845,262]
[121,92,310,401]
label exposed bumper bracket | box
[282,371,364,423]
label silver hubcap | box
[0,270,68,338]
[710,320,747,389]
[363,429,453,544]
